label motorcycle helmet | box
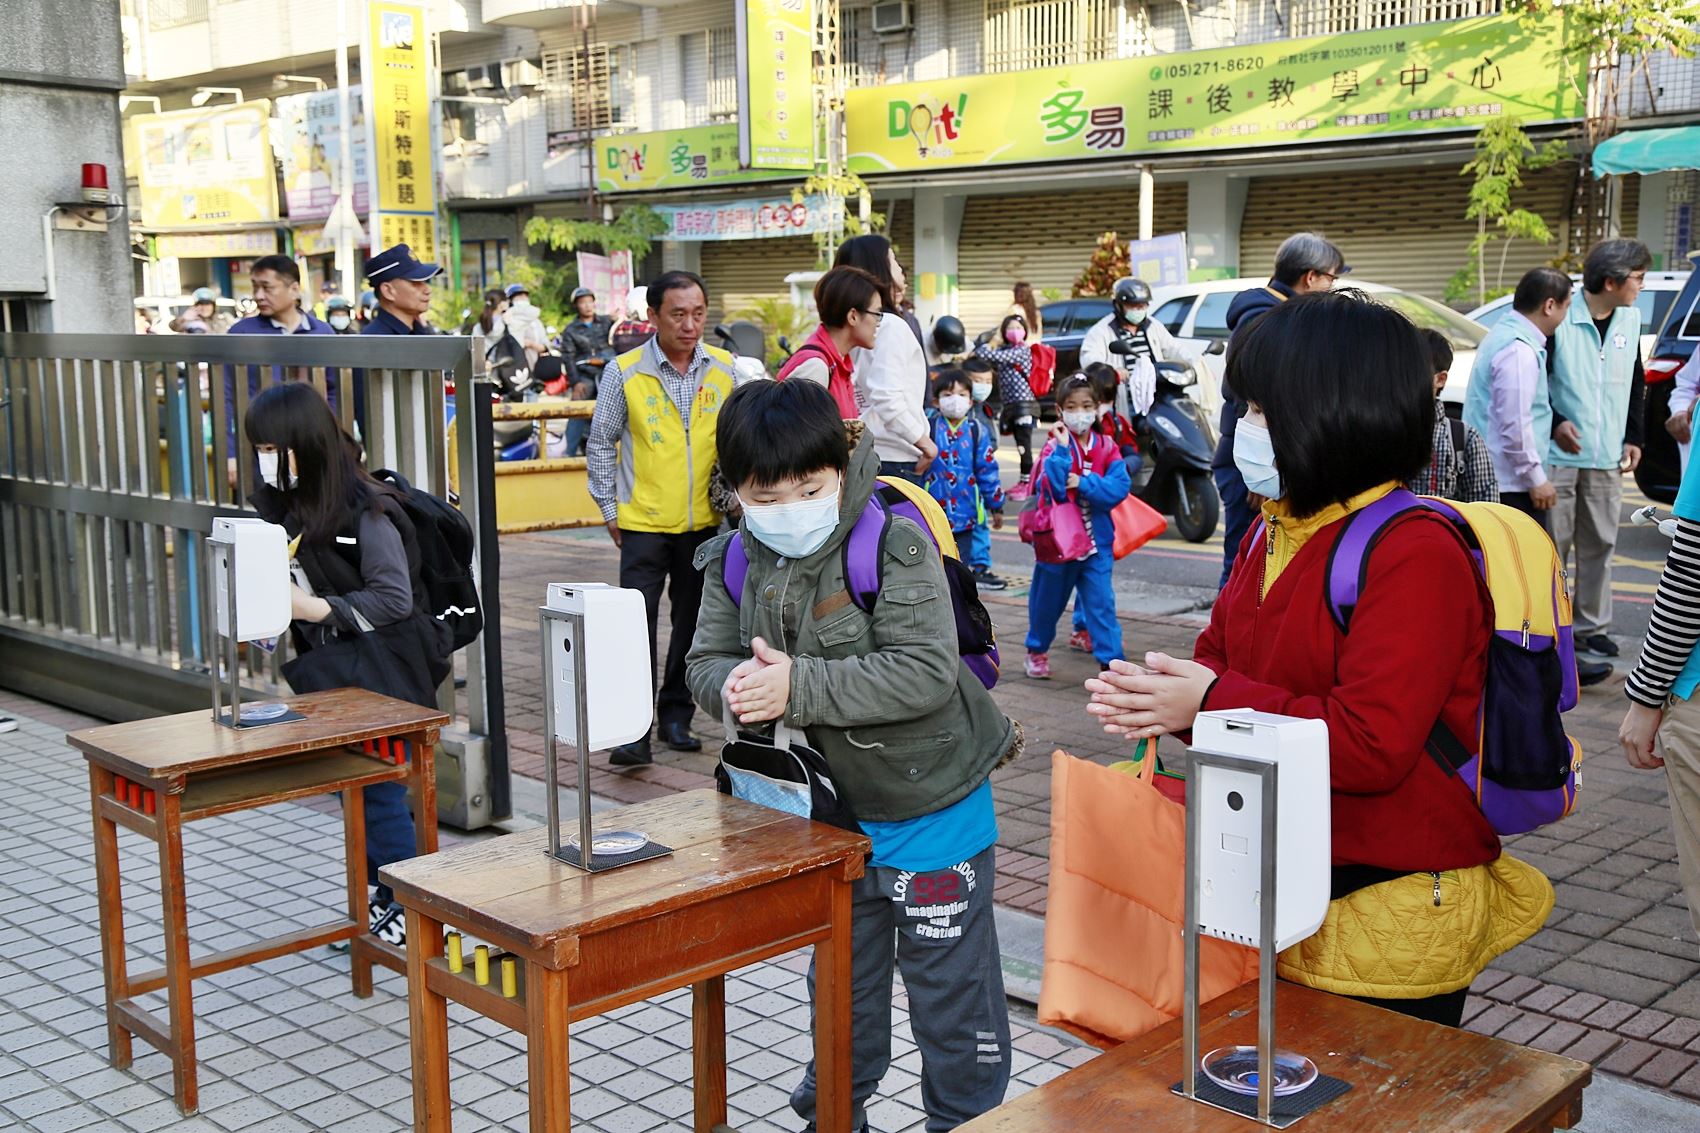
[931,315,966,357]
[192,286,217,303]
[359,290,378,311]
[325,295,353,313]
[1111,277,1153,309]
[570,286,595,302]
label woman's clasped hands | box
[1085,652,1216,741]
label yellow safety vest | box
[615,343,735,533]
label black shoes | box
[661,721,702,752]
[1579,633,1620,658]
[1577,659,1614,687]
[608,737,653,767]
[972,568,1009,591]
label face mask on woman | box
[971,381,993,403]
[1005,324,1027,345]
[257,450,297,491]
[938,394,972,420]
[738,483,842,559]
[1232,419,1283,500]
[329,314,351,331]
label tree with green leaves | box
[1447,115,1569,307]
[1073,232,1131,298]
[522,203,669,261]
[1505,0,1700,142]
[795,172,885,267]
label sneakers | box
[1579,633,1619,658]
[1577,659,1614,687]
[0,715,15,735]
[1024,651,1052,680]
[1068,629,1093,653]
[972,568,1008,591]
[369,899,406,948]
[1005,481,1032,502]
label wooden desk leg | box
[692,976,729,1133]
[88,764,132,1071]
[815,879,854,1133]
[343,785,372,998]
[526,963,572,1133]
[405,908,452,1133]
[155,791,198,1114]
[411,732,438,855]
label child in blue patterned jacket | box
[924,369,1008,589]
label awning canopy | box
[1593,126,1700,177]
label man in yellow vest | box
[585,271,737,765]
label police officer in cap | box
[362,244,442,337]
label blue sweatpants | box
[1027,553,1122,666]
[966,519,992,572]
[1216,463,1254,590]
[363,778,417,906]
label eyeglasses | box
[852,306,886,318]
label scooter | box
[1108,340,1220,543]
[714,322,771,385]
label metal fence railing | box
[0,331,510,826]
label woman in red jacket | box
[1084,290,1552,1026]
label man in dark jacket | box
[1213,232,1349,587]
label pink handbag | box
[1018,450,1094,564]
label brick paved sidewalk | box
[493,529,1700,1094]
[0,692,1092,1132]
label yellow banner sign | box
[133,104,279,228]
[737,0,815,170]
[368,0,436,236]
[155,230,280,259]
[376,214,438,260]
[848,16,1582,174]
[596,124,791,193]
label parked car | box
[1147,278,1487,417]
[1467,270,1690,364]
[1635,254,1700,504]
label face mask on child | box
[739,483,842,559]
[939,394,972,420]
[257,450,297,491]
[971,381,993,402]
[1004,325,1027,344]
[1062,409,1097,435]
[1233,419,1284,500]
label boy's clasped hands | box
[725,636,793,724]
[1085,652,1216,741]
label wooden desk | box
[961,980,1590,1132]
[379,790,870,1133]
[68,688,449,1115]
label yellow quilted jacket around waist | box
[1276,854,1553,999]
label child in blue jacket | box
[1025,373,1130,678]
[925,369,1008,589]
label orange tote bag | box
[1038,746,1259,1048]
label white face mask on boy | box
[738,481,842,559]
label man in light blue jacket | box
[1546,239,1651,661]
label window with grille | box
[680,30,741,124]
[148,0,206,28]
[541,45,633,138]
[1285,0,1500,37]
[982,0,1121,74]
[841,6,885,85]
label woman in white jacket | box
[834,235,937,482]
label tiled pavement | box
[493,528,1700,1094]
[0,692,1094,1132]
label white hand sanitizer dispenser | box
[1180,709,1331,1127]
[210,517,291,642]
[540,584,669,872]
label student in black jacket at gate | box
[244,382,448,946]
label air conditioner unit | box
[464,63,502,91]
[872,0,911,34]
[505,59,543,89]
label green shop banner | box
[596,124,794,193]
[736,0,816,170]
[847,16,1582,174]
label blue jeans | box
[564,415,589,457]
[1027,553,1122,666]
[362,767,417,906]
[1215,463,1254,590]
[879,460,922,485]
[965,520,992,572]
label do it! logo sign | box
[887,94,969,158]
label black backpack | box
[371,469,483,653]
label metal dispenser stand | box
[207,531,245,729]
[1180,748,1280,1124]
[539,602,671,872]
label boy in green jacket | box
[687,379,1017,1132]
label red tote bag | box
[1111,495,1167,559]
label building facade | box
[117,0,1696,328]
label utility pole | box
[333,0,360,293]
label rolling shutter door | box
[957,185,1187,336]
[1618,174,1640,239]
[1239,163,1578,302]
[699,235,819,320]
[884,198,915,261]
